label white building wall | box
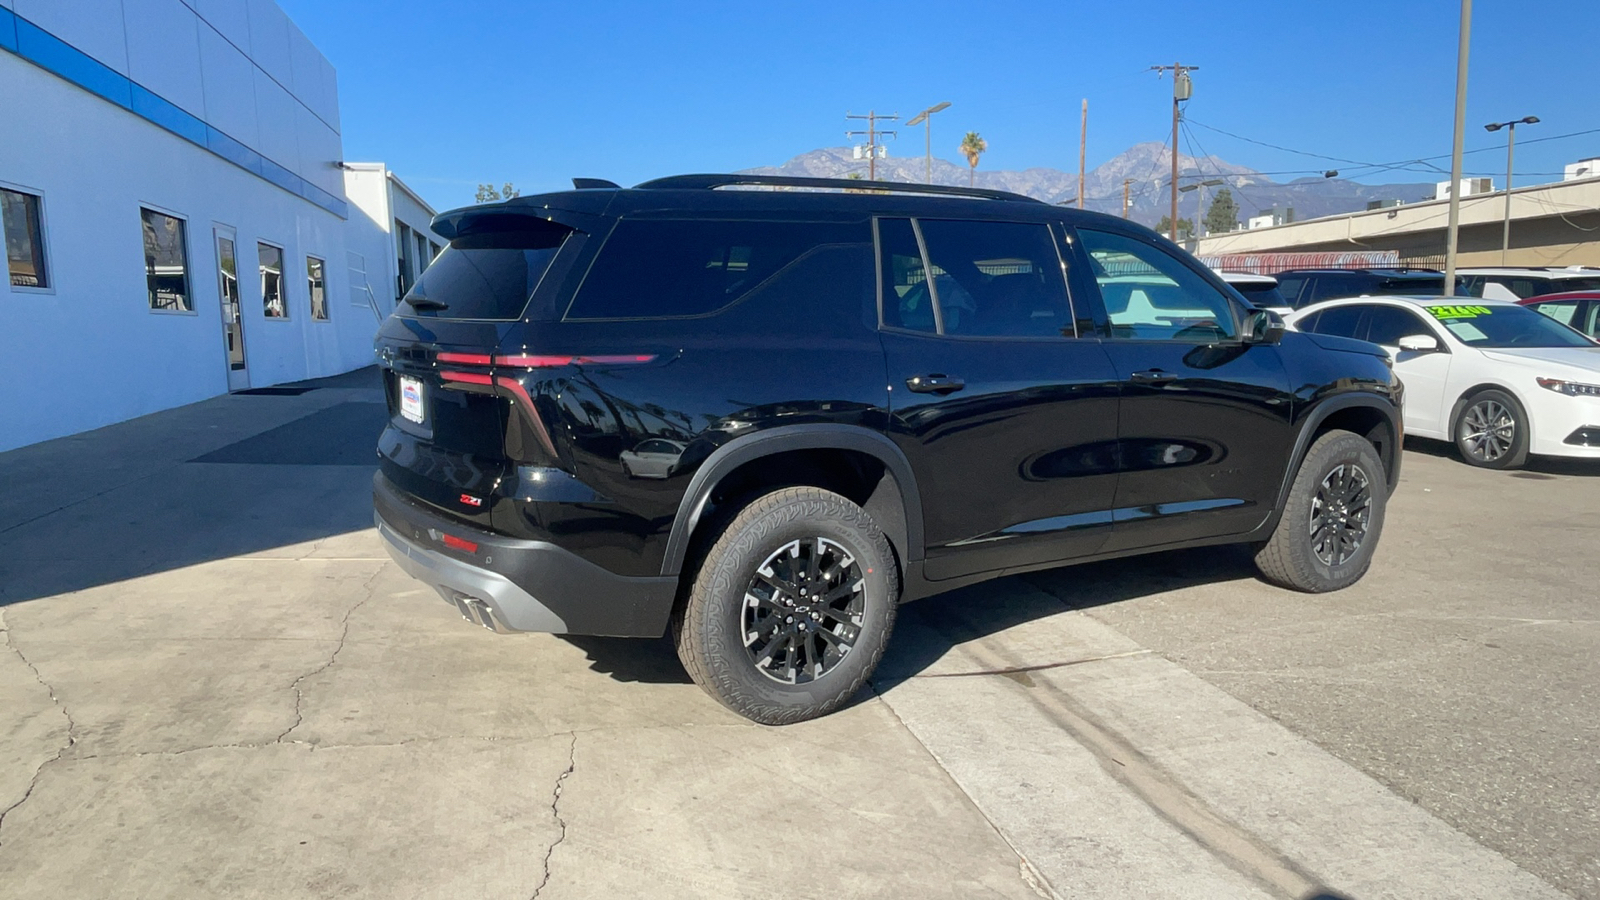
[342,164,447,311]
[0,0,405,453]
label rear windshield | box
[1231,282,1288,308]
[400,226,570,320]
[1425,303,1595,348]
[1375,277,1444,295]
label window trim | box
[139,203,197,316]
[874,216,1081,342]
[1,181,55,295]
[256,239,290,322]
[306,254,329,322]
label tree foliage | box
[475,182,521,204]
[1205,188,1239,234]
[959,131,988,187]
[1155,215,1195,239]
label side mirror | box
[1397,334,1440,352]
[1243,308,1286,345]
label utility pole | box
[905,102,951,184]
[1443,1,1470,295]
[1078,99,1088,209]
[846,111,899,181]
[1150,63,1197,241]
[1122,178,1133,218]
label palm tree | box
[959,131,987,187]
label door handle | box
[1129,369,1178,385]
[906,374,966,394]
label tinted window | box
[141,208,190,312]
[2,188,48,289]
[1375,276,1445,296]
[404,225,570,320]
[1364,305,1433,346]
[1078,228,1237,342]
[878,218,935,333]
[1276,276,1307,306]
[1307,305,1364,338]
[1426,303,1595,348]
[1312,274,1366,300]
[916,220,1072,338]
[567,219,866,320]
[1231,281,1288,308]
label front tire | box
[1454,389,1529,469]
[673,487,899,725]
[1255,430,1387,593]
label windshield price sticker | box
[1427,304,1492,320]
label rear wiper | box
[407,297,449,310]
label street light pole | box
[905,101,951,184]
[1485,115,1539,265]
[1443,0,1471,296]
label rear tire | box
[673,487,898,725]
[1255,430,1387,593]
[1453,389,1529,470]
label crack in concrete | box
[530,732,578,900]
[274,570,380,745]
[0,609,78,848]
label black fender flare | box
[659,424,924,577]
[1271,393,1403,519]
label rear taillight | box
[435,352,655,466]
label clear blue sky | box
[278,0,1600,212]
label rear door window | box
[401,224,570,320]
[1364,305,1434,346]
[1275,276,1307,307]
[565,218,867,320]
[915,219,1073,338]
[1306,304,1365,339]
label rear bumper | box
[373,472,678,637]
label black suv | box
[1273,268,1463,309]
[373,174,1403,724]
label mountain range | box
[740,142,1438,229]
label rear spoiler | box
[431,192,616,241]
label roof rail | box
[631,173,1045,204]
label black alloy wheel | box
[1308,462,1372,567]
[742,537,866,685]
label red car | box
[1519,291,1600,341]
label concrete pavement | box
[0,368,1588,898]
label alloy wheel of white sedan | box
[1283,297,1600,470]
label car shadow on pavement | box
[1403,435,1600,476]
[557,544,1261,694]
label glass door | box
[215,227,249,391]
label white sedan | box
[1284,296,1600,468]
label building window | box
[259,243,286,318]
[415,232,430,277]
[2,187,49,290]
[307,256,328,320]
[429,240,441,261]
[141,208,191,312]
